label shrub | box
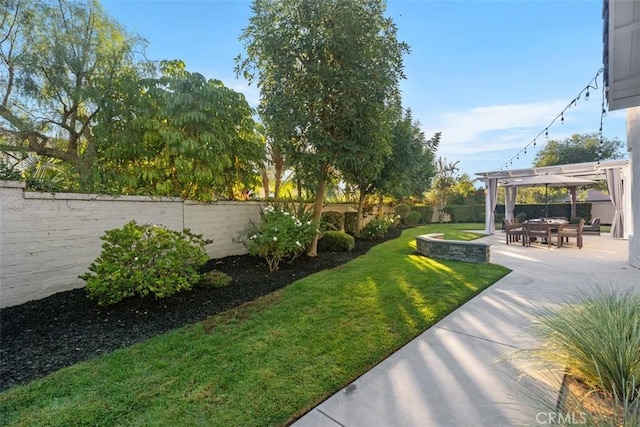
[405,211,422,227]
[344,211,358,235]
[81,221,209,306]
[394,204,411,223]
[444,205,485,223]
[320,211,344,232]
[318,231,355,252]
[410,205,433,224]
[238,202,318,272]
[200,270,233,288]
[360,217,394,240]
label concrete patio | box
[293,231,639,426]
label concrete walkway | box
[293,232,639,427]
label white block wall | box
[0,181,263,308]
[184,201,262,259]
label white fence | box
[0,181,263,308]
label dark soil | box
[0,229,401,393]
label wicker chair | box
[558,219,585,248]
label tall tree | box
[432,157,459,223]
[340,102,399,235]
[448,173,483,205]
[534,133,625,167]
[0,0,147,191]
[375,112,439,202]
[95,60,263,201]
[237,0,408,255]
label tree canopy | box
[375,110,438,202]
[95,60,263,201]
[237,0,409,253]
[533,133,625,167]
[0,0,146,190]
[1,1,263,200]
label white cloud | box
[419,100,629,176]
[422,100,568,155]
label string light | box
[494,67,604,172]
[598,80,607,164]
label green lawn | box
[0,224,509,427]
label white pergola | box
[473,0,640,268]
[476,158,636,266]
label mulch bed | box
[0,228,401,393]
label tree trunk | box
[569,186,577,219]
[306,178,326,257]
[274,155,283,200]
[261,168,270,200]
[355,188,367,236]
[297,178,303,200]
[376,194,384,218]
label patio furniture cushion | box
[582,218,600,235]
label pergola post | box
[628,107,639,268]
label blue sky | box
[102,0,629,180]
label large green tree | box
[0,0,146,190]
[431,157,459,223]
[533,133,625,167]
[339,102,399,235]
[375,111,439,203]
[95,60,263,201]
[237,0,408,255]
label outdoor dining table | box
[522,218,568,247]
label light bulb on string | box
[492,68,604,174]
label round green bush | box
[344,212,358,235]
[406,210,422,226]
[200,270,233,288]
[394,204,411,221]
[320,211,344,232]
[80,221,209,306]
[238,204,318,272]
[360,217,394,240]
[318,230,355,252]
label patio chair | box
[505,219,524,244]
[523,222,554,249]
[558,219,585,249]
[582,217,600,235]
